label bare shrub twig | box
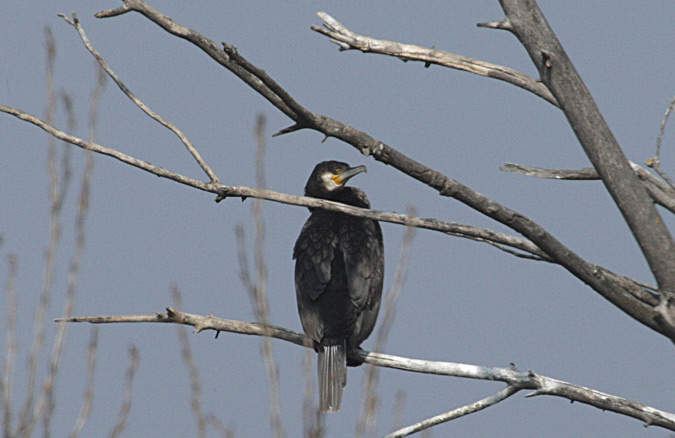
[108,346,140,438]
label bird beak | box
[332,165,367,186]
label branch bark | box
[0,102,538,260]
[311,12,559,106]
[501,162,675,214]
[56,308,675,434]
[1,103,659,309]
[498,0,675,301]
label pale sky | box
[1,2,674,437]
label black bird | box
[293,161,384,412]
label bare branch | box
[357,207,417,438]
[501,161,675,214]
[501,163,599,180]
[2,255,19,437]
[499,0,675,299]
[69,327,99,438]
[58,12,219,184]
[311,12,558,106]
[476,19,513,32]
[386,385,520,438]
[0,103,542,259]
[108,346,140,438]
[648,96,675,188]
[3,98,671,339]
[57,308,675,433]
[171,287,207,438]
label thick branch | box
[311,12,558,106]
[499,0,675,298]
[57,308,675,433]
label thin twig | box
[205,413,235,438]
[69,327,99,438]
[58,12,220,184]
[57,308,675,432]
[357,207,417,438]
[385,385,521,437]
[251,114,284,438]
[2,255,19,437]
[38,60,102,436]
[302,348,325,438]
[389,390,407,434]
[648,96,675,188]
[171,286,207,438]
[108,346,140,438]
[235,198,284,437]
[18,28,65,436]
[501,161,675,214]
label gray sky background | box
[1,2,674,437]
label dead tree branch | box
[58,12,219,184]
[55,308,675,433]
[648,96,675,188]
[0,102,539,260]
[386,385,520,438]
[0,102,658,312]
[500,162,675,214]
[497,0,675,302]
[311,12,558,106]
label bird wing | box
[340,218,384,310]
[294,212,339,342]
[293,212,338,300]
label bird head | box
[304,161,367,199]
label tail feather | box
[317,341,347,412]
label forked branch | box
[498,0,675,300]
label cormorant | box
[293,161,384,412]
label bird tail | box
[317,341,347,412]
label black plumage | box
[293,161,384,412]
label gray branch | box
[311,12,558,106]
[501,162,675,214]
[386,385,520,437]
[0,103,656,309]
[498,0,675,301]
[56,308,675,433]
